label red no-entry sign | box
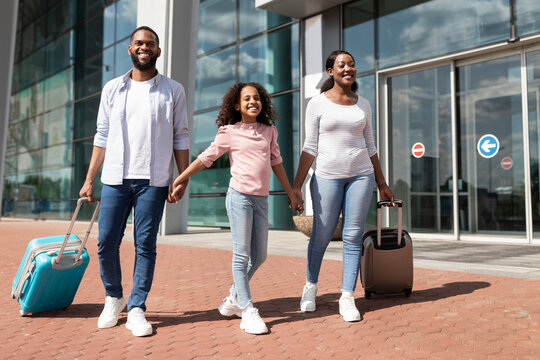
[501,157,513,170]
[411,142,425,158]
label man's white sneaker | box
[240,307,268,335]
[126,307,153,337]
[300,283,317,312]
[339,294,361,322]
[218,295,242,317]
[97,296,126,328]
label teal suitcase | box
[11,198,100,316]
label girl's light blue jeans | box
[307,173,375,292]
[225,187,269,308]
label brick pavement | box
[1,219,539,359]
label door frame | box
[377,44,540,244]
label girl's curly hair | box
[216,82,278,127]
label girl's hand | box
[288,194,304,214]
[170,181,188,202]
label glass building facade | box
[4,0,137,220]
[190,0,300,229]
[3,0,540,242]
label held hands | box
[168,176,188,203]
[289,186,304,214]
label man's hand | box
[168,180,188,203]
[79,180,95,203]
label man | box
[79,26,190,337]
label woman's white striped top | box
[302,93,377,179]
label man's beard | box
[130,51,158,71]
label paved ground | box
[1,219,540,359]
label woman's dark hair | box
[320,50,358,93]
[216,82,278,127]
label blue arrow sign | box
[477,134,499,158]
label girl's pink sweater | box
[197,122,283,196]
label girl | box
[171,82,302,334]
[292,50,393,322]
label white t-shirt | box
[302,93,377,179]
[123,77,153,179]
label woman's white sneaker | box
[126,307,153,336]
[218,295,242,317]
[339,294,361,322]
[240,307,268,335]
[300,283,317,312]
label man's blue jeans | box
[307,173,375,292]
[225,188,269,308]
[98,179,168,311]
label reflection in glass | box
[102,46,115,85]
[116,0,137,42]
[74,95,100,141]
[195,46,236,111]
[75,14,104,60]
[18,116,42,153]
[457,55,525,233]
[44,69,74,112]
[190,110,230,195]
[516,0,540,36]
[47,0,76,42]
[271,92,298,191]
[356,74,376,137]
[103,4,115,48]
[343,0,375,73]
[389,66,453,232]
[238,24,299,94]
[46,31,74,76]
[526,50,540,236]
[378,0,510,68]
[239,0,291,38]
[75,52,103,100]
[115,39,132,77]
[188,196,229,227]
[43,105,73,147]
[197,0,236,55]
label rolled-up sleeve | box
[270,126,283,166]
[302,98,320,157]
[173,84,190,150]
[93,82,112,148]
[197,126,230,167]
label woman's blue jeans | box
[226,188,269,308]
[98,179,168,311]
[307,173,375,292]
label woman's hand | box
[378,182,394,205]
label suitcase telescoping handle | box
[376,199,403,247]
[54,197,100,265]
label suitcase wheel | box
[404,288,412,297]
[364,291,372,299]
[11,291,15,299]
[19,310,30,317]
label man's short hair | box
[130,26,160,46]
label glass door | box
[388,66,453,233]
[456,55,526,235]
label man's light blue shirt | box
[94,70,190,187]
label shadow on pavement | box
[19,281,490,331]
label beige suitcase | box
[360,200,413,298]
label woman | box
[292,50,393,322]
